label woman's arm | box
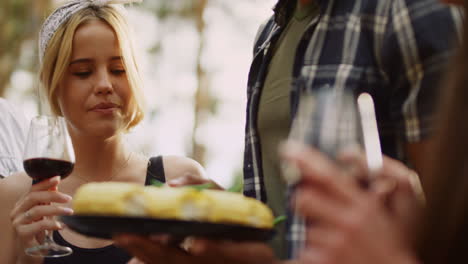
[0,173,32,264]
[0,173,73,264]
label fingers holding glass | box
[15,205,73,225]
[11,206,71,252]
[10,185,73,252]
[22,116,75,257]
[10,178,72,222]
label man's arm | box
[381,1,461,187]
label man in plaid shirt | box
[114,0,461,263]
[243,0,461,261]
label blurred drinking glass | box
[282,85,378,257]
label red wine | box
[24,158,74,182]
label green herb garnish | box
[151,179,217,191]
[151,179,165,187]
[189,183,217,191]
[273,215,287,226]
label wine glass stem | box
[44,228,56,244]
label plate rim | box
[60,214,275,241]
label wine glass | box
[23,115,75,257]
[283,85,379,258]
[284,85,365,183]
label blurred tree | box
[139,0,268,170]
[191,0,209,166]
[0,0,52,97]
[142,0,215,166]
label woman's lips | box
[90,102,121,114]
[91,107,119,114]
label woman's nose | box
[94,70,113,94]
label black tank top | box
[44,156,166,264]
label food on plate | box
[73,182,146,216]
[143,186,211,221]
[203,190,273,229]
[72,182,274,229]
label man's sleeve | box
[381,0,463,143]
[0,99,28,177]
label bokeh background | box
[0,0,277,188]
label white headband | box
[38,0,142,63]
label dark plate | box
[61,215,275,241]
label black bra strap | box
[145,156,166,186]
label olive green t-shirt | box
[257,1,319,259]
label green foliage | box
[0,0,52,96]
[140,0,197,21]
[227,169,243,193]
[148,42,162,55]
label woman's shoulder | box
[160,155,206,182]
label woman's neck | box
[68,132,131,182]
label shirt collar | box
[273,0,324,27]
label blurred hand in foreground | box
[115,234,283,264]
[280,142,423,264]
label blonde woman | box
[0,1,208,263]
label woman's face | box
[57,19,131,138]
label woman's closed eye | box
[73,71,92,78]
[111,68,126,76]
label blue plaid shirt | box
[243,0,462,259]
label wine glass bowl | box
[284,86,365,184]
[23,115,75,257]
[303,87,362,158]
[23,158,74,183]
[23,116,75,181]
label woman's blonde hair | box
[39,5,145,131]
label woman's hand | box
[280,143,421,264]
[167,174,222,190]
[163,155,222,190]
[10,176,73,261]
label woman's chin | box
[83,122,126,139]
